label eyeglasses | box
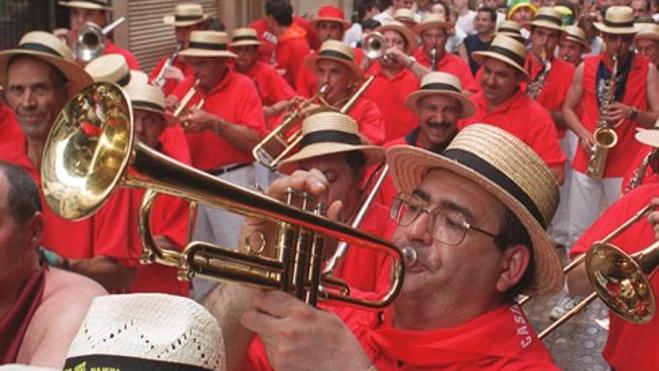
[390,193,500,245]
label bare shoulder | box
[16,269,107,368]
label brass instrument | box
[75,17,126,63]
[363,32,394,65]
[625,149,658,193]
[526,48,551,100]
[535,204,658,339]
[41,82,404,308]
[253,75,375,170]
[430,47,438,72]
[173,78,205,123]
[153,43,182,89]
[587,55,619,179]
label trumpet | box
[153,43,182,89]
[75,17,126,63]
[41,82,404,309]
[173,78,205,123]
[363,32,394,65]
[524,204,658,339]
[253,75,375,170]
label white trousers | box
[566,170,622,249]
[549,132,578,247]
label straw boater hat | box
[58,0,111,11]
[405,72,474,118]
[635,23,659,41]
[63,293,226,371]
[530,7,565,32]
[594,6,638,35]
[387,124,563,295]
[85,54,131,86]
[472,35,529,77]
[304,40,362,78]
[562,25,589,47]
[163,3,209,27]
[507,0,538,20]
[310,5,350,30]
[634,120,659,148]
[125,80,176,124]
[0,31,92,94]
[230,27,262,48]
[497,20,525,43]
[278,111,384,174]
[413,13,452,35]
[376,21,418,53]
[179,31,237,58]
[394,8,418,27]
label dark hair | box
[357,0,380,20]
[265,0,293,26]
[477,6,497,23]
[494,207,535,302]
[431,0,452,18]
[344,150,367,177]
[0,161,42,224]
[7,55,68,88]
[361,18,381,30]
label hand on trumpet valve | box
[382,47,407,67]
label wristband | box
[630,107,639,121]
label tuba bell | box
[41,82,404,308]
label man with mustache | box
[460,35,566,184]
[208,124,563,370]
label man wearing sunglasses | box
[209,124,564,370]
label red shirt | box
[363,62,420,143]
[241,61,296,107]
[172,70,266,170]
[149,54,195,96]
[159,124,192,165]
[525,56,575,138]
[621,145,659,193]
[295,48,365,99]
[413,48,478,93]
[0,140,139,267]
[249,16,319,64]
[244,303,557,370]
[460,90,566,168]
[104,40,140,70]
[0,102,23,146]
[128,131,191,296]
[572,54,650,177]
[345,97,386,145]
[275,24,312,88]
[569,183,659,371]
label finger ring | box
[245,230,267,255]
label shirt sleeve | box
[528,106,566,168]
[92,188,141,267]
[236,77,267,137]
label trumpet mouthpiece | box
[402,246,418,268]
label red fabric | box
[621,145,659,193]
[460,90,566,168]
[525,56,575,139]
[242,61,296,107]
[249,16,319,64]
[244,303,557,370]
[171,70,265,170]
[345,97,386,145]
[572,54,650,177]
[149,54,195,96]
[569,183,659,371]
[0,102,24,146]
[363,63,420,143]
[375,137,412,208]
[0,267,45,364]
[104,40,141,70]
[0,140,140,267]
[331,202,395,293]
[412,48,478,93]
[128,128,191,296]
[275,24,312,88]
[295,48,365,99]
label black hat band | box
[189,41,227,51]
[232,35,259,42]
[421,82,461,94]
[175,14,204,22]
[64,354,210,371]
[18,42,65,58]
[443,148,546,228]
[487,45,526,67]
[604,19,634,28]
[132,100,165,113]
[299,130,361,148]
[533,14,562,27]
[318,49,353,62]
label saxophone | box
[526,49,551,100]
[624,149,657,193]
[587,54,619,179]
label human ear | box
[495,244,531,293]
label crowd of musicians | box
[0,0,658,370]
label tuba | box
[587,54,619,179]
[75,17,126,63]
[41,82,404,308]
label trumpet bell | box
[587,242,657,324]
[363,32,387,60]
[75,22,105,62]
[42,82,134,220]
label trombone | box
[41,82,404,309]
[75,17,126,63]
[530,204,658,339]
[253,75,375,170]
[173,78,205,125]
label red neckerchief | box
[363,304,551,370]
[0,265,46,363]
